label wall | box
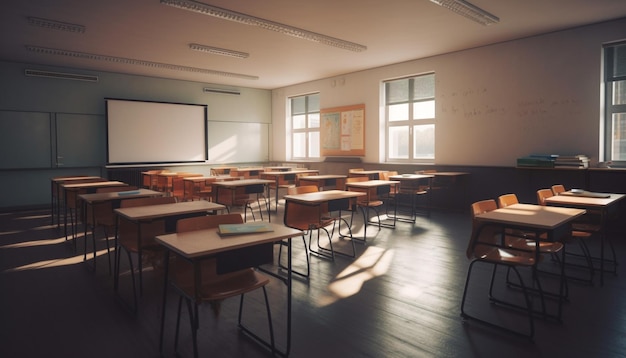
[0,61,271,209]
[271,18,626,167]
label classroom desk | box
[51,176,104,227]
[474,203,586,320]
[113,200,226,310]
[156,223,302,357]
[78,189,164,270]
[284,190,365,258]
[346,180,399,241]
[388,174,434,222]
[231,167,265,179]
[297,174,347,191]
[61,180,128,245]
[261,169,319,212]
[348,170,387,180]
[545,191,624,285]
[212,179,273,222]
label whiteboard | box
[208,121,269,163]
[106,99,207,165]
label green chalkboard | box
[0,111,51,169]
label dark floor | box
[1,201,625,358]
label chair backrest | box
[287,185,318,195]
[346,176,368,183]
[467,199,500,259]
[498,193,519,208]
[120,196,176,208]
[536,189,554,206]
[551,184,566,195]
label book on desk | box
[218,222,274,236]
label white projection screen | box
[106,99,207,165]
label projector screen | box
[106,98,207,165]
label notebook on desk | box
[218,222,274,236]
[560,189,610,198]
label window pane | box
[413,100,435,119]
[612,113,626,160]
[388,126,409,159]
[308,131,320,157]
[386,79,409,104]
[613,80,626,105]
[293,132,306,158]
[413,124,435,159]
[293,114,306,129]
[612,44,626,78]
[412,74,435,100]
[291,96,305,115]
[308,93,320,112]
[308,113,320,128]
[389,103,409,122]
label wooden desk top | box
[345,180,399,188]
[475,203,585,230]
[79,189,163,203]
[261,169,318,176]
[431,172,470,176]
[235,167,265,172]
[156,223,302,259]
[284,189,365,204]
[298,174,347,180]
[389,174,434,180]
[114,200,225,221]
[52,176,102,183]
[183,175,232,182]
[212,179,273,187]
[546,192,624,208]
[62,181,127,190]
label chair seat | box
[474,245,536,266]
[175,267,270,302]
[358,200,384,207]
[505,236,564,254]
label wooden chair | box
[551,184,566,195]
[347,178,394,243]
[231,184,268,222]
[115,196,177,312]
[537,188,596,284]
[284,186,348,261]
[461,200,541,339]
[169,214,275,357]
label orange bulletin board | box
[320,104,365,157]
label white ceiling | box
[2,0,626,90]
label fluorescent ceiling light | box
[160,0,367,52]
[27,16,86,33]
[25,45,258,80]
[189,43,249,58]
[429,0,499,26]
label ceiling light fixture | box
[27,16,86,33]
[25,45,259,80]
[160,0,367,52]
[189,43,249,59]
[429,0,499,26]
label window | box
[289,93,320,159]
[385,73,435,162]
[604,42,626,161]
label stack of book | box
[516,154,557,168]
[554,154,590,168]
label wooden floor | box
[1,201,626,358]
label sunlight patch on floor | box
[317,246,394,307]
[2,248,110,273]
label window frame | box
[384,73,436,163]
[603,41,626,162]
[288,93,320,160]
